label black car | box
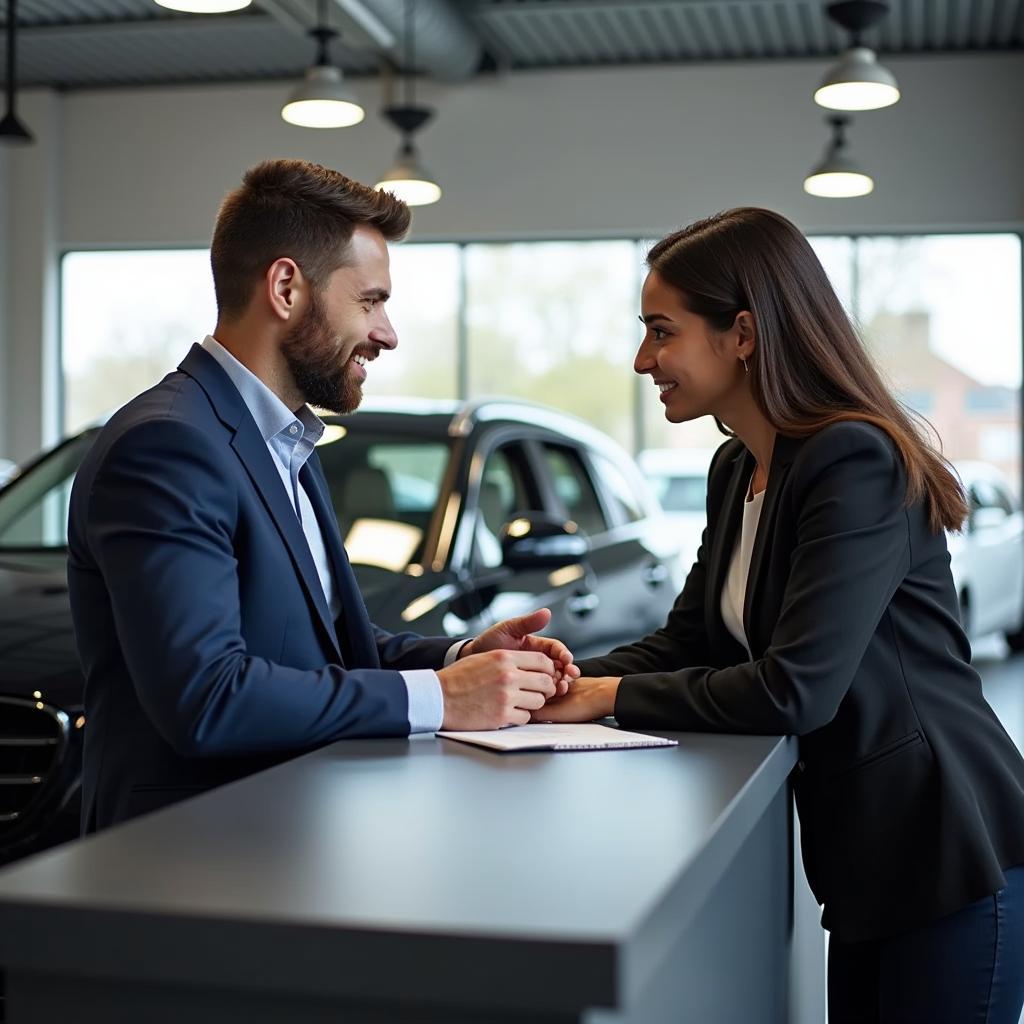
[0,397,683,864]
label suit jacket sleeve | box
[613,424,912,736]
[81,418,410,757]
[373,626,453,672]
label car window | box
[473,445,537,569]
[0,432,97,549]
[591,452,644,524]
[316,430,451,571]
[541,444,607,537]
[650,472,708,513]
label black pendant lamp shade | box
[815,1,900,111]
[803,115,875,198]
[1,0,33,144]
[373,0,442,206]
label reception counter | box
[0,730,823,1023]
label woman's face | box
[635,270,749,424]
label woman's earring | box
[741,357,749,375]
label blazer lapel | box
[742,434,801,655]
[179,345,343,661]
[301,454,380,669]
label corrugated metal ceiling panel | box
[471,0,1024,66]
[18,0,192,26]
[0,0,1021,89]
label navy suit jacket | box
[579,422,1024,941]
[68,345,452,832]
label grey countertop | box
[0,729,796,1013]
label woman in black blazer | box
[541,208,1024,1023]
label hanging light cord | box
[311,0,336,67]
[6,0,18,115]
[830,114,849,149]
[403,0,415,109]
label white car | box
[948,461,1024,649]
[638,448,717,573]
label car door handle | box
[642,563,669,586]
[567,591,600,616]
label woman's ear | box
[734,310,756,360]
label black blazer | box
[578,421,1024,941]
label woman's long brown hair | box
[648,208,967,533]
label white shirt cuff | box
[444,639,474,666]
[402,670,444,734]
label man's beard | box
[281,289,362,414]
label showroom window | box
[62,250,216,435]
[464,240,639,450]
[855,234,1022,493]
[60,243,460,435]
[62,233,1022,493]
[362,241,459,401]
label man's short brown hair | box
[211,159,411,319]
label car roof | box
[327,397,630,457]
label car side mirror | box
[499,513,590,570]
[969,506,1007,533]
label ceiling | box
[2,0,1022,91]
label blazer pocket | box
[832,730,924,784]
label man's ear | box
[265,258,304,322]
[734,310,757,361]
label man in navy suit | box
[67,159,576,833]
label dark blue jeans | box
[828,865,1024,1024]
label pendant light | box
[0,0,33,144]
[374,0,441,207]
[281,0,364,129]
[815,1,899,111]
[154,1,252,11]
[804,116,874,198]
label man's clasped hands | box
[435,607,621,730]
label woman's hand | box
[530,676,621,723]
[460,608,579,696]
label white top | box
[720,481,765,656]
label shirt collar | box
[201,335,325,444]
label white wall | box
[2,52,1023,458]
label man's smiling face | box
[282,224,397,413]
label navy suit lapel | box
[302,453,380,669]
[179,345,342,662]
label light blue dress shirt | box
[201,336,448,732]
